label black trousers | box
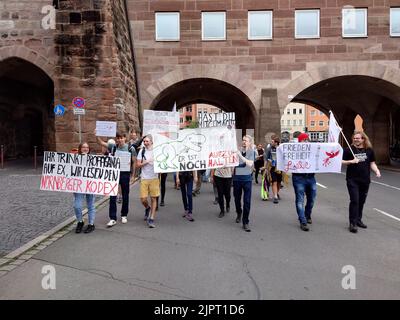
[160,173,167,202]
[214,176,232,212]
[346,179,370,225]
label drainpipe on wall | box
[123,0,143,133]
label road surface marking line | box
[373,208,400,222]
[371,181,400,191]
[317,182,327,189]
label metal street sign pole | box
[78,114,82,143]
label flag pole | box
[329,110,356,159]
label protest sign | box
[277,143,343,173]
[96,121,116,137]
[40,152,121,196]
[115,150,131,172]
[198,112,235,128]
[153,126,239,173]
[143,110,179,137]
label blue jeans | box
[233,179,252,224]
[292,174,317,224]
[73,193,96,225]
[109,172,130,220]
[180,179,193,213]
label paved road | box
[0,170,399,299]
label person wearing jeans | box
[233,135,255,232]
[291,133,316,232]
[211,167,234,218]
[176,171,198,222]
[292,173,317,231]
[73,142,96,233]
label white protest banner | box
[328,111,341,143]
[153,126,239,173]
[96,121,116,137]
[277,143,343,173]
[143,110,179,137]
[115,150,131,172]
[40,152,121,196]
[198,112,235,128]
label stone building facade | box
[0,0,140,157]
[127,0,400,163]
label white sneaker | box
[107,219,116,227]
[121,217,128,224]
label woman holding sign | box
[73,142,96,233]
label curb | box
[0,178,140,272]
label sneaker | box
[148,219,155,228]
[75,221,84,233]
[160,201,165,207]
[273,198,279,204]
[213,199,218,205]
[349,224,358,233]
[356,221,367,229]
[243,224,251,232]
[121,216,128,224]
[218,211,225,218]
[182,210,189,218]
[277,194,281,200]
[306,218,312,224]
[144,207,150,220]
[84,224,95,233]
[186,213,195,222]
[107,219,116,227]
[300,223,309,232]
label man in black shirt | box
[342,131,381,233]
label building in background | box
[306,106,329,142]
[179,104,224,128]
[281,103,306,140]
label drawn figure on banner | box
[155,133,206,170]
[323,149,341,167]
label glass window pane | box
[156,13,179,41]
[296,10,319,38]
[343,9,367,37]
[248,11,272,39]
[202,12,226,40]
[391,8,400,36]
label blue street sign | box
[54,104,65,116]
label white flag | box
[172,102,177,112]
[328,111,341,143]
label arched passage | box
[291,75,400,164]
[0,57,54,159]
[150,78,257,131]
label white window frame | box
[319,121,324,126]
[342,8,367,38]
[155,12,180,41]
[390,8,400,37]
[311,121,315,127]
[202,11,226,41]
[248,10,273,40]
[295,9,320,39]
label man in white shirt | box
[136,135,160,228]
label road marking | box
[317,182,327,189]
[373,208,400,222]
[370,180,400,192]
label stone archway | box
[0,54,55,159]
[149,77,258,131]
[279,62,400,163]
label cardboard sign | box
[115,150,131,172]
[153,126,239,173]
[143,110,179,137]
[96,121,117,137]
[198,112,235,128]
[40,152,121,196]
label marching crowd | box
[72,129,380,235]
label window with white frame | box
[299,108,303,114]
[299,119,303,125]
[155,12,180,41]
[342,8,367,38]
[390,8,400,37]
[311,110,316,116]
[287,109,290,114]
[248,11,273,40]
[311,121,315,127]
[319,121,324,126]
[202,12,226,40]
[287,120,291,125]
[293,120,297,125]
[295,9,320,39]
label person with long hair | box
[342,131,381,233]
[73,142,96,233]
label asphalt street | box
[0,170,399,299]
